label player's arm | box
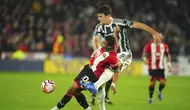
[92,24,102,51]
[142,43,150,65]
[111,69,119,94]
[142,52,148,65]
[92,35,101,50]
[113,26,120,44]
[166,54,171,72]
[109,57,120,94]
[131,21,163,41]
[165,44,172,72]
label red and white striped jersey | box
[143,42,169,70]
[90,47,118,78]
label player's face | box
[97,13,107,24]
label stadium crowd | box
[0,0,190,60]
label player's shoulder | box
[161,42,169,47]
[95,23,102,29]
[113,18,133,26]
[113,18,125,24]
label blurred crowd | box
[0,0,190,60]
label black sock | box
[57,93,73,109]
[75,93,89,109]
[159,83,165,92]
[149,86,155,98]
[105,79,112,99]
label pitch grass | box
[0,72,190,110]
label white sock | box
[94,68,114,90]
[97,88,106,110]
[84,106,92,110]
[50,106,59,110]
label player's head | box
[101,35,116,51]
[96,5,112,24]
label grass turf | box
[0,72,190,110]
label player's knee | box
[67,87,78,95]
[160,81,166,86]
[149,81,156,87]
[160,79,166,85]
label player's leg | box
[51,82,82,110]
[157,69,166,101]
[51,64,93,110]
[94,68,114,90]
[105,79,113,104]
[148,70,157,104]
[75,92,92,110]
[97,87,106,110]
[90,93,96,105]
[80,68,114,94]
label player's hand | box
[153,33,163,43]
[167,62,172,73]
[143,60,148,65]
[142,57,148,65]
[111,83,116,94]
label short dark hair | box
[96,5,112,16]
[104,35,116,47]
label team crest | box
[103,53,107,58]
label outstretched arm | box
[132,21,163,41]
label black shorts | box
[148,69,166,81]
[74,64,98,87]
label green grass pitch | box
[0,72,190,110]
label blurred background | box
[0,0,190,75]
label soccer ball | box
[41,80,56,94]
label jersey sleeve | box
[143,43,150,53]
[164,43,170,55]
[123,19,133,28]
[93,24,102,36]
[114,18,133,28]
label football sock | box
[97,88,106,110]
[50,106,59,110]
[149,86,155,98]
[105,79,112,99]
[75,93,90,109]
[57,92,73,109]
[94,69,114,90]
[159,83,165,92]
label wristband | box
[111,83,115,88]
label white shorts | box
[117,51,132,71]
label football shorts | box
[117,50,132,71]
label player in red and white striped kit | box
[142,38,172,104]
[51,35,119,110]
